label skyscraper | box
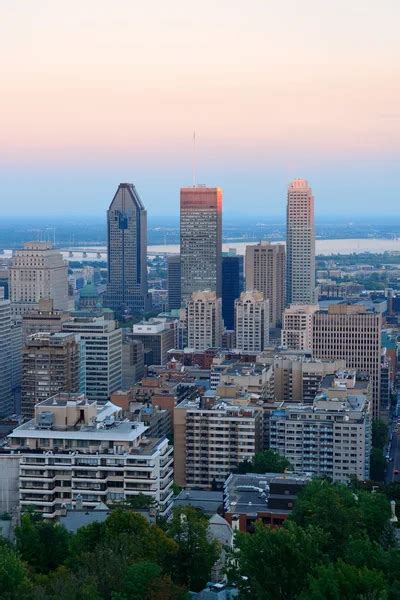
[167,255,181,311]
[104,183,149,314]
[222,253,244,331]
[180,186,222,305]
[235,290,269,352]
[245,241,285,327]
[186,291,223,350]
[286,179,315,304]
[0,289,12,417]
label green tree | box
[372,420,389,450]
[236,450,291,474]
[299,560,389,600]
[111,561,188,600]
[228,521,328,600]
[370,448,387,482]
[15,514,70,574]
[0,542,32,600]
[167,507,219,592]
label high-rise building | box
[167,255,181,311]
[21,332,82,419]
[62,316,122,403]
[312,304,382,417]
[281,304,318,351]
[131,318,175,366]
[22,299,70,344]
[10,242,69,317]
[122,337,145,388]
[286,179,315,304]
[234,290,269,353]
[245,242,285,327]
[180,186,222,305]
[10,321,23,413]
[8,394,174,518]
[0,290,12,417]
[104,183,149,314]
[222,253,244,331]
[186,291,223,351]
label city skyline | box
[1,1,400,216]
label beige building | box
[312,304,382,417]
[245,241,285,327]
[281,304,318,350]
[174,392,263,488]
[186,291,223,350]
[10,242,69,317]
[286,179,315,304]
[235,290,269,353]
[7,393,174,518]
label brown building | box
[22,299,70,344]
[21,332,81,419]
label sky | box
[1,0,400,217]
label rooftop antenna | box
[192,131,196,187]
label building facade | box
[186,291,223,351]
[286,179,315,304]
[245,242,285,327]
[104,183,149,314]
[22,299,70,344]
[0,290,12,416]
[281,304,318,351]
[167,255,181,311]
[235,291,269,353]
[131,318,175,366]
[222,253,244,331]
[180,186,222,305]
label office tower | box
[312,304,382,417]
[234,290,269,353]
[8,394,174,517]
[0,290,12,417]
[167,255,181,311]
[273,353,346,403]
[186,291,223,350]
[180,186,222,305]
[131,318,175,366]
[62,316,122,403]
[22,299,70,343]
[281,304,318,350]
[245,242,285,327]
[286,179,315,304]
[104,183,149,314]
[270,392,371,483]
[21,332,81,419]
[10,242,69,317]
[222,252,244,330]
[122,337,145,388]
[174,393,263,487]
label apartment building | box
[7,393,174,518]
[210,359,273,398]
[281,304,318,351]
[186,291,223,351]
[22,299,70,344]
[235,290,269,353]
[270,393,371,483]
[174,393,263,488]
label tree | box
[15,514,70,574]
[167,507,219,592]
[111,561,188,600]
[236,450,291,474]
[372,420,389,450]
[228,521,328,600]
[0,543,32,600]
[370,448,386,482]
[299,560,389,600]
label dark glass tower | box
[167,255,181,311]
[222,254,244,330]
[104,183,149,314]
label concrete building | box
[22,299,70,343]
[313,304,382,417]
[180,186,222,305]
[10,320,23,413]
[186,291,223,351]
[286,179,315,304]
[281,304,318,351]
[121,337,145,388]
[62,316,122,403]
[104,183,149,314]
[222,253,244,331]
[0,454,20,515]
[273,353,346,403]
[131,318,175,366]
[167,255,181,311]
[235,290,269,353]
[7,393,174,518]
[0,290,12,417]
[21,332,82,419]
[10,242,69,317]
[174,393,263,488]
[245,242,285,327]
[270,392,371,483]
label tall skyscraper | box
[104,183,149,314]
[245,241,285,327]
[167,255,181,311]
[286,179,315,304]
[10,242,69,317]
[180,186,222,305]
[0,289,12,417]
[222,252,244,330]
[186,291,223,350]
[312,304,382,417]
[235,290,269,352]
